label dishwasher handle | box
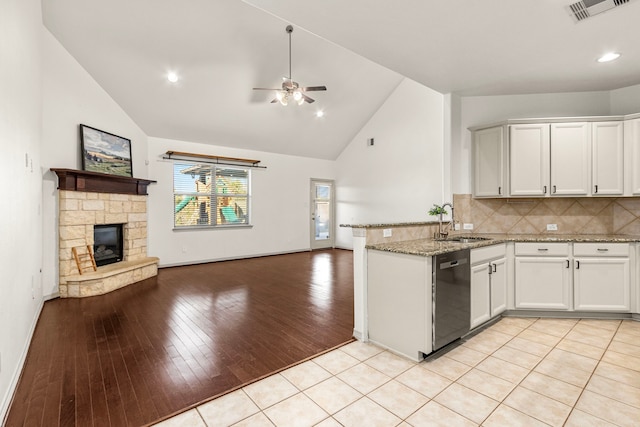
[439,258,468,270]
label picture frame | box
[80,124,133,177]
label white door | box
[310,179,334,250]
[473,126,505,197]
[490,257,507,317]
[470,263,491,329]
[551,122,591,196]
[574,258,630,311]
[509,124,550,196]
[515,257,571,310]
[592,121,624,195]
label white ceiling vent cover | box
[569,0,630,22]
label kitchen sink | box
[446,237,491,243]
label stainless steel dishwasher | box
[433,249,471,351]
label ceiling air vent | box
[568,0,630,21]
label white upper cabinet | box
[592,121,624,195]
[550,122,591,196]
[509,124,550,196]
[626,118,640,195]
[473,126,506,197]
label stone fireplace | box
[52,168,158,298]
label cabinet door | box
[574,258,630,311]
[490,257,507,317]
[626,118,640,195]
[510,124,550,196]
[550,122,591,196]
[471,263,491,329]
[515,257,571,310]
[474,127,505,197]
[592,121,624,195]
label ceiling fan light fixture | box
[276,91,289,106]
[293,90,303,102]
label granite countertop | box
[366,234,640,257]
[340,221,438,229]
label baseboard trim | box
[1,298,44,425]
[502,310,636,320]
[158,248,352,269]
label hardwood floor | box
[5,249,354,427]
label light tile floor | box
[154,317,640,427]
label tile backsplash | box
[453,194,640,235]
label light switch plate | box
[463,223,474,230]
[454,223,461,231]
[547,224,558,231]
[383,228,392,237]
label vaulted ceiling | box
[42,0,640,160]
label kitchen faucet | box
[438,202,454,239]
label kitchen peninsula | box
[344,221,640,362]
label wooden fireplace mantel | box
[51,168,156,195]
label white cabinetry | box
[550,122,590,196]
[473,126,506,197]
[470,245,507,329]
[509,124,550,196]
[626,118,640,195]
[574,243,630,312]
[592,121,624,195]
[514,243,571,310]
[367,250,432,361]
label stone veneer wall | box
[453,193,640,235]
[58,190,149,287]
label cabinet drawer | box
[573,243,629,257]
[515,242,569,256]
[471,243,506,265]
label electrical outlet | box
[463,223,474,230]
[383,228,392,238]
[181,246,187,253]
[454,223,461,231]
[547,224,558,231]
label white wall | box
[453,91,612,194]
[334,78,445,249]
[147,137,335,266]
[610,83,640,115]
[41,29,149,297]
[0,0,44,420]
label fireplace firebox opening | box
[93,224,124,267]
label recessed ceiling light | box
[597,52,620,63]
[167,72,179,83]
[316,111,324,118]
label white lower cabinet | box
[573,243,630,312]
[514,243,571,310]
[471,245,507,329]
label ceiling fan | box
[253,25,327,105]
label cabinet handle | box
[537,248,549,252]
[543,185,547,194]
[553,185,557,194]
[576,260,580,269]
[566,259,570,268]
[498,186,502,195]
[488,264,492,275]
[594,184,598,194]
[597,248,609,252]
[493,263,497,273]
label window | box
[173,162,250,228]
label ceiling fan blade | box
[301,93,315,104]
[270,98,279,103]
[253,87,280,91]
[301,86,327,92]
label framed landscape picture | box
[80,124,133,177]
